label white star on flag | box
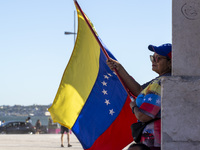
[156,99,161,104]
[107,73,112,77]
[104,75,109,79]
[105,99,110,105]
[109,109,115,115]
[101,81,107,86]
[148,97,152,101]
[102,89,108,95]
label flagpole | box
[74,0,109,59]
[74,0,134,99]
[74,10,76,44]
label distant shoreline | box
[0,104,51,119]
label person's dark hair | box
[128,143,151,150]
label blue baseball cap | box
[148,43,172,59]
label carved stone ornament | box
[181,0,200,20]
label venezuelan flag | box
[48,2,137,150]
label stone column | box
[162,0,200,149]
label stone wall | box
[162,0,200,149]
[172,0,200,76]
[162,76,200,150]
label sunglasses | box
[150,55,169,63]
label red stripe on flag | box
[140,103,160,116]
[86,97,137,150]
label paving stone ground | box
[0,133,131,150]
[0,134,82,150]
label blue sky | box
[0,0,172,106]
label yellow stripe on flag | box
[48,6,100,129]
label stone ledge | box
[161,76,200,144]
